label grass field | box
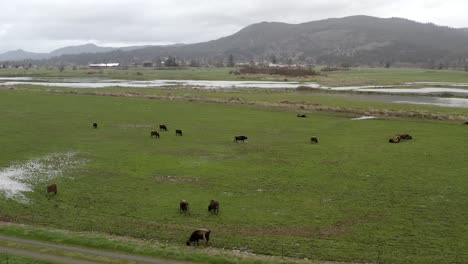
[0,253,52,264]
[0,89,467,263]
[2,66,468,87]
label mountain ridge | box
[3,16,468,66]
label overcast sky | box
[1,0,467,53]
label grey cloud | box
[0,0,467,53]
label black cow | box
[159,124,168,131]
[310,136,318,144]
[208,200,219,214]
[179,200,190,215]
[93,122,98,129]
[150,131,160,138]
[297,114,307,118]
[464,122,468,125]
[234,136,248,142]
[186,229,211,246]
[389,136,401,143]
[176,129,183,136]
[46,184,57,195]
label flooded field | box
[325,93,468,108]
[0,77,320,89]
[2,77,468,108]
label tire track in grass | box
[0,245,99,264]
[0,234,184,264]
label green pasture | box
[0,90,467,263]
[2,66,468,86]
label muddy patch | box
[154,175,201,183]
[0,152,85,202]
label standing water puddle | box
[0,152,85,203]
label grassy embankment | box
[0,89,467,263]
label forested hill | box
[7,16,468,66]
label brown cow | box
[186,229,211,246]
[208,200,219,214]
[179,200,190,215]
[46,184,57,195]
[398,134,413,140]
[389,136,401,143]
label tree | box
[164,56,178,67]
[189,59,200,67]
[270,55,277,64]
[227,54,235,67]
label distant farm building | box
[89,63,120,68]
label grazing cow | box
[297,114,307,118]
[159,124,168,131]
[93,122,98,129]
[179,200,190,214]
[464,122,468,125]
[150,131,160,138]
[46,184,57,195]
[208,200,219,214]
[176,129,183,136]
[186,229,211,246]
[398,134,413,140]
[389,136,401,143]
[310,136,318,144]
[234,136,248,142]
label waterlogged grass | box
[1,66,468,86]
[0,90,467,263]
[0,67,252,81]
[313,67,468,87]
[10,84,468,118]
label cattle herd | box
[178,199,218,246]
[150,124,183,138]
[45,116,468,247]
